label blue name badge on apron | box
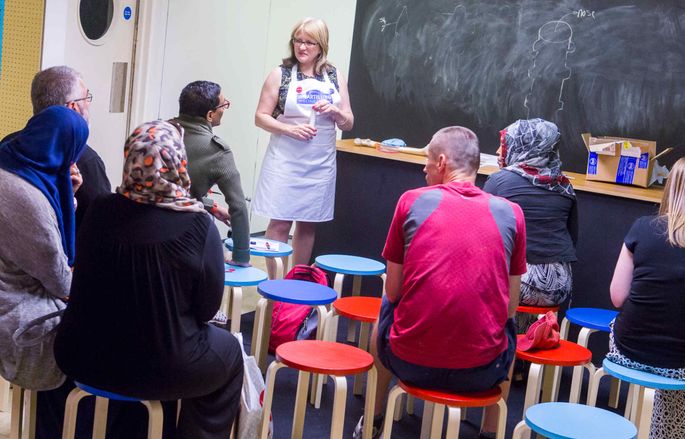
[297,89,333,105]
[615,156,637,184]
[587,152,598,175]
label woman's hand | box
[70,164,83,193]
[312,99,341,119]
[286,123,317,141]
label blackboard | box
[346,0,685,174]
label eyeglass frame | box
[291,38,319,48]
[214,99,231,110]
[66,90,93,105]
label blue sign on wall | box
[123,6,132,21]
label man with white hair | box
[29,65,111,228]
[355,126,526,438]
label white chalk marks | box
[379,5,408,34]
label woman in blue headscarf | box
[0,105,88,406]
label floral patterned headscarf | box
[116,120,206,213]
[500,118,575,199]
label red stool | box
[260,340,377,439]
[383,382,507,439]
[516,304,559,317]
[317,297,382,401]
[516,336,594,423]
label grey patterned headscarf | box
[500,118,575,198]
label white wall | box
[156,0,358,233]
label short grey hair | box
[31,66,83,114]
[428,126,480,174]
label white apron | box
[252,64,341,222]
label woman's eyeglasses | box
[214,99,230,110]
[292,38,318,48]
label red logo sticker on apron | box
[296,86,303,93]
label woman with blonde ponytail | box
[609,157,685,438]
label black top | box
[483,170,578,264]
[75,145,111,230]
[613,215,685,369]
[54,194,225,395]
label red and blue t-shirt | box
[382,181,526,369]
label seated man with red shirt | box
[353,126,526,439]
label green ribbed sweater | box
[175,115,250,263]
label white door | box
[61,0,139,185]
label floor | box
[0,253,625,438]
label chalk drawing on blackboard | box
[378,5,408,34]
[440,4,465,17]
[524,19,576,119]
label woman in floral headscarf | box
[55,120,243,439]
[484,118,578,308]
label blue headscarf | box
[0,106,89,265]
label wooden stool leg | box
[256,299,274,372]
[346,275,361,342]
[10,385,23,439]
[353,321,371,396]
[142,400,164,439]
[273,257,284,280]
[292,371,311,439]
[393,393,404,421]
[21,389,36,439]
[637,388,655,439]
[382,386,405,439]
[569,362,595,403]
[406,395,415,416]
[495,398,508,439]
[625,383,637,420]
[363,367,377,439]
[550,318,572,402]
[312,305,331,408]
[608,378,622,409]
[230,287,243,333]
[586,367,606,406]
[260,361,286,439]
[445,406,461,438]
[0,378,9,412]
[330,376,348,439]
[62,388,90,439]
[523,363,544,414]
[92,397,109,439]
[333,273,344,298]
[512,421,529,439]
[419,402,434,439]
[429,404,445,439]
[251,298,266,356]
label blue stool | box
[252,279,338,372]
[512,402,637,439]
[552,308,620,404]
[588,358,685,439]
[314,255,385,343]
[63,382,165,439]
[223,264,268,333]
[224,238,293,279]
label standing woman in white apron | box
[253,17,354,275]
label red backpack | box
[268,264,329,353]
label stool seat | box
[332,297,381,323]
[399,381,502,407]
[602,358,685,390]
[315,254,385,276]
[565,308,618,332]
[517,304,559,315]
[516,336,592,366]
[521,402,637,439]
[75,382,141,402]
[276,340,373,375]
[224,264,268,286]
[257,279,337,305]
[224,237,293,258]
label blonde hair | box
[283,17,332,75]
[659,157,685,247]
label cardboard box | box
[582,133,657,187]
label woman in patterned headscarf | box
[484,118,578,308]
[55,120,244,439]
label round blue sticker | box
[123,6,132,20]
